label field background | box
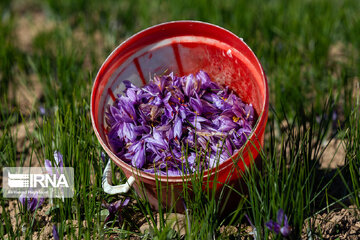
[0,0,359,239]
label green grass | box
[1,0,359,239]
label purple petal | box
[284,214,289,227]
[276,209,285,225]
[244,214,255,228]
[209,94,229,110]
[25,192,43,212]
[146,142,161,156]
[184,74,195,96]
[265,220,275,230]
[184,132,195,147]
[143,82,161,96]
[174,115,182,139]
[165,125,174,140]
[146,129,168,149]
[132,141,146,168]
[215,116,238,132]
[186,153,196,165]
[113,200,122,211]
[105,200,122,215]
[196,70,218,90]
[225,138,233,156]
[19,193,26,206]
[190,95,203,115]
[109,105,125,122]
[156,124,172,132]
[126,88,138,103]
[197,136,208,150]
[166,168,182,176]
[39,106,46,115]
[28,198,37,212]
[118,97,137,122]
[45,159,53,175]
[280,226,291,237]
[245,104,254,120]
[54,151,63,169]
[178,106,187,119]
[123,123,137,141]
[265,220,281,234]
[38,197,45,208]
[122,198,130,207]
[123,80,137,89]
[53,225,60,240]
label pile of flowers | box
[105,70,255,175]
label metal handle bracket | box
[102,160,135,195]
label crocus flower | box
[105,70,255,175]
[19,192,44,212]
[102,198,130,224]
[39,106,46,116]
[53,225,60,240]
[265,209,291,237]
[245,214,258,239]
[45,151,64,178]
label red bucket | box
[91,21,269,212]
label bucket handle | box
[102,160,135,194]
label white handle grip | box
[102,160,135,195]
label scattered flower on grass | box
[102,198,130,225]
[39,106,46,116]
[45,151,64,178]
[265,209,291,237]
[106,70,255,175]
[53,225,60,240]
[19,192,44,212]
[245,214,257,239]
[45,150,65,202]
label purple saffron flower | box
[265,219,281,234]
[45,151,64,178]
[39,106,46,116]
[266,209,291,237]
[102,198,130,224]
[174,114,183,139]
[245,214,257,239]
[190,94,203,115]
[126,88,138,103]
[19,192,44,212]
[53,225,60,240]
[132,141,146,168]
[196,70,218,90]
[214,116,238,132]
[184,74,196,97]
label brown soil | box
[2,200,54,240]
[7,73,43,115]
[15,13,56,53]
[139,213,186,236]
[302,206,360,240]
[319,139,346,169]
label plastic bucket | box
[91,21,269,212]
